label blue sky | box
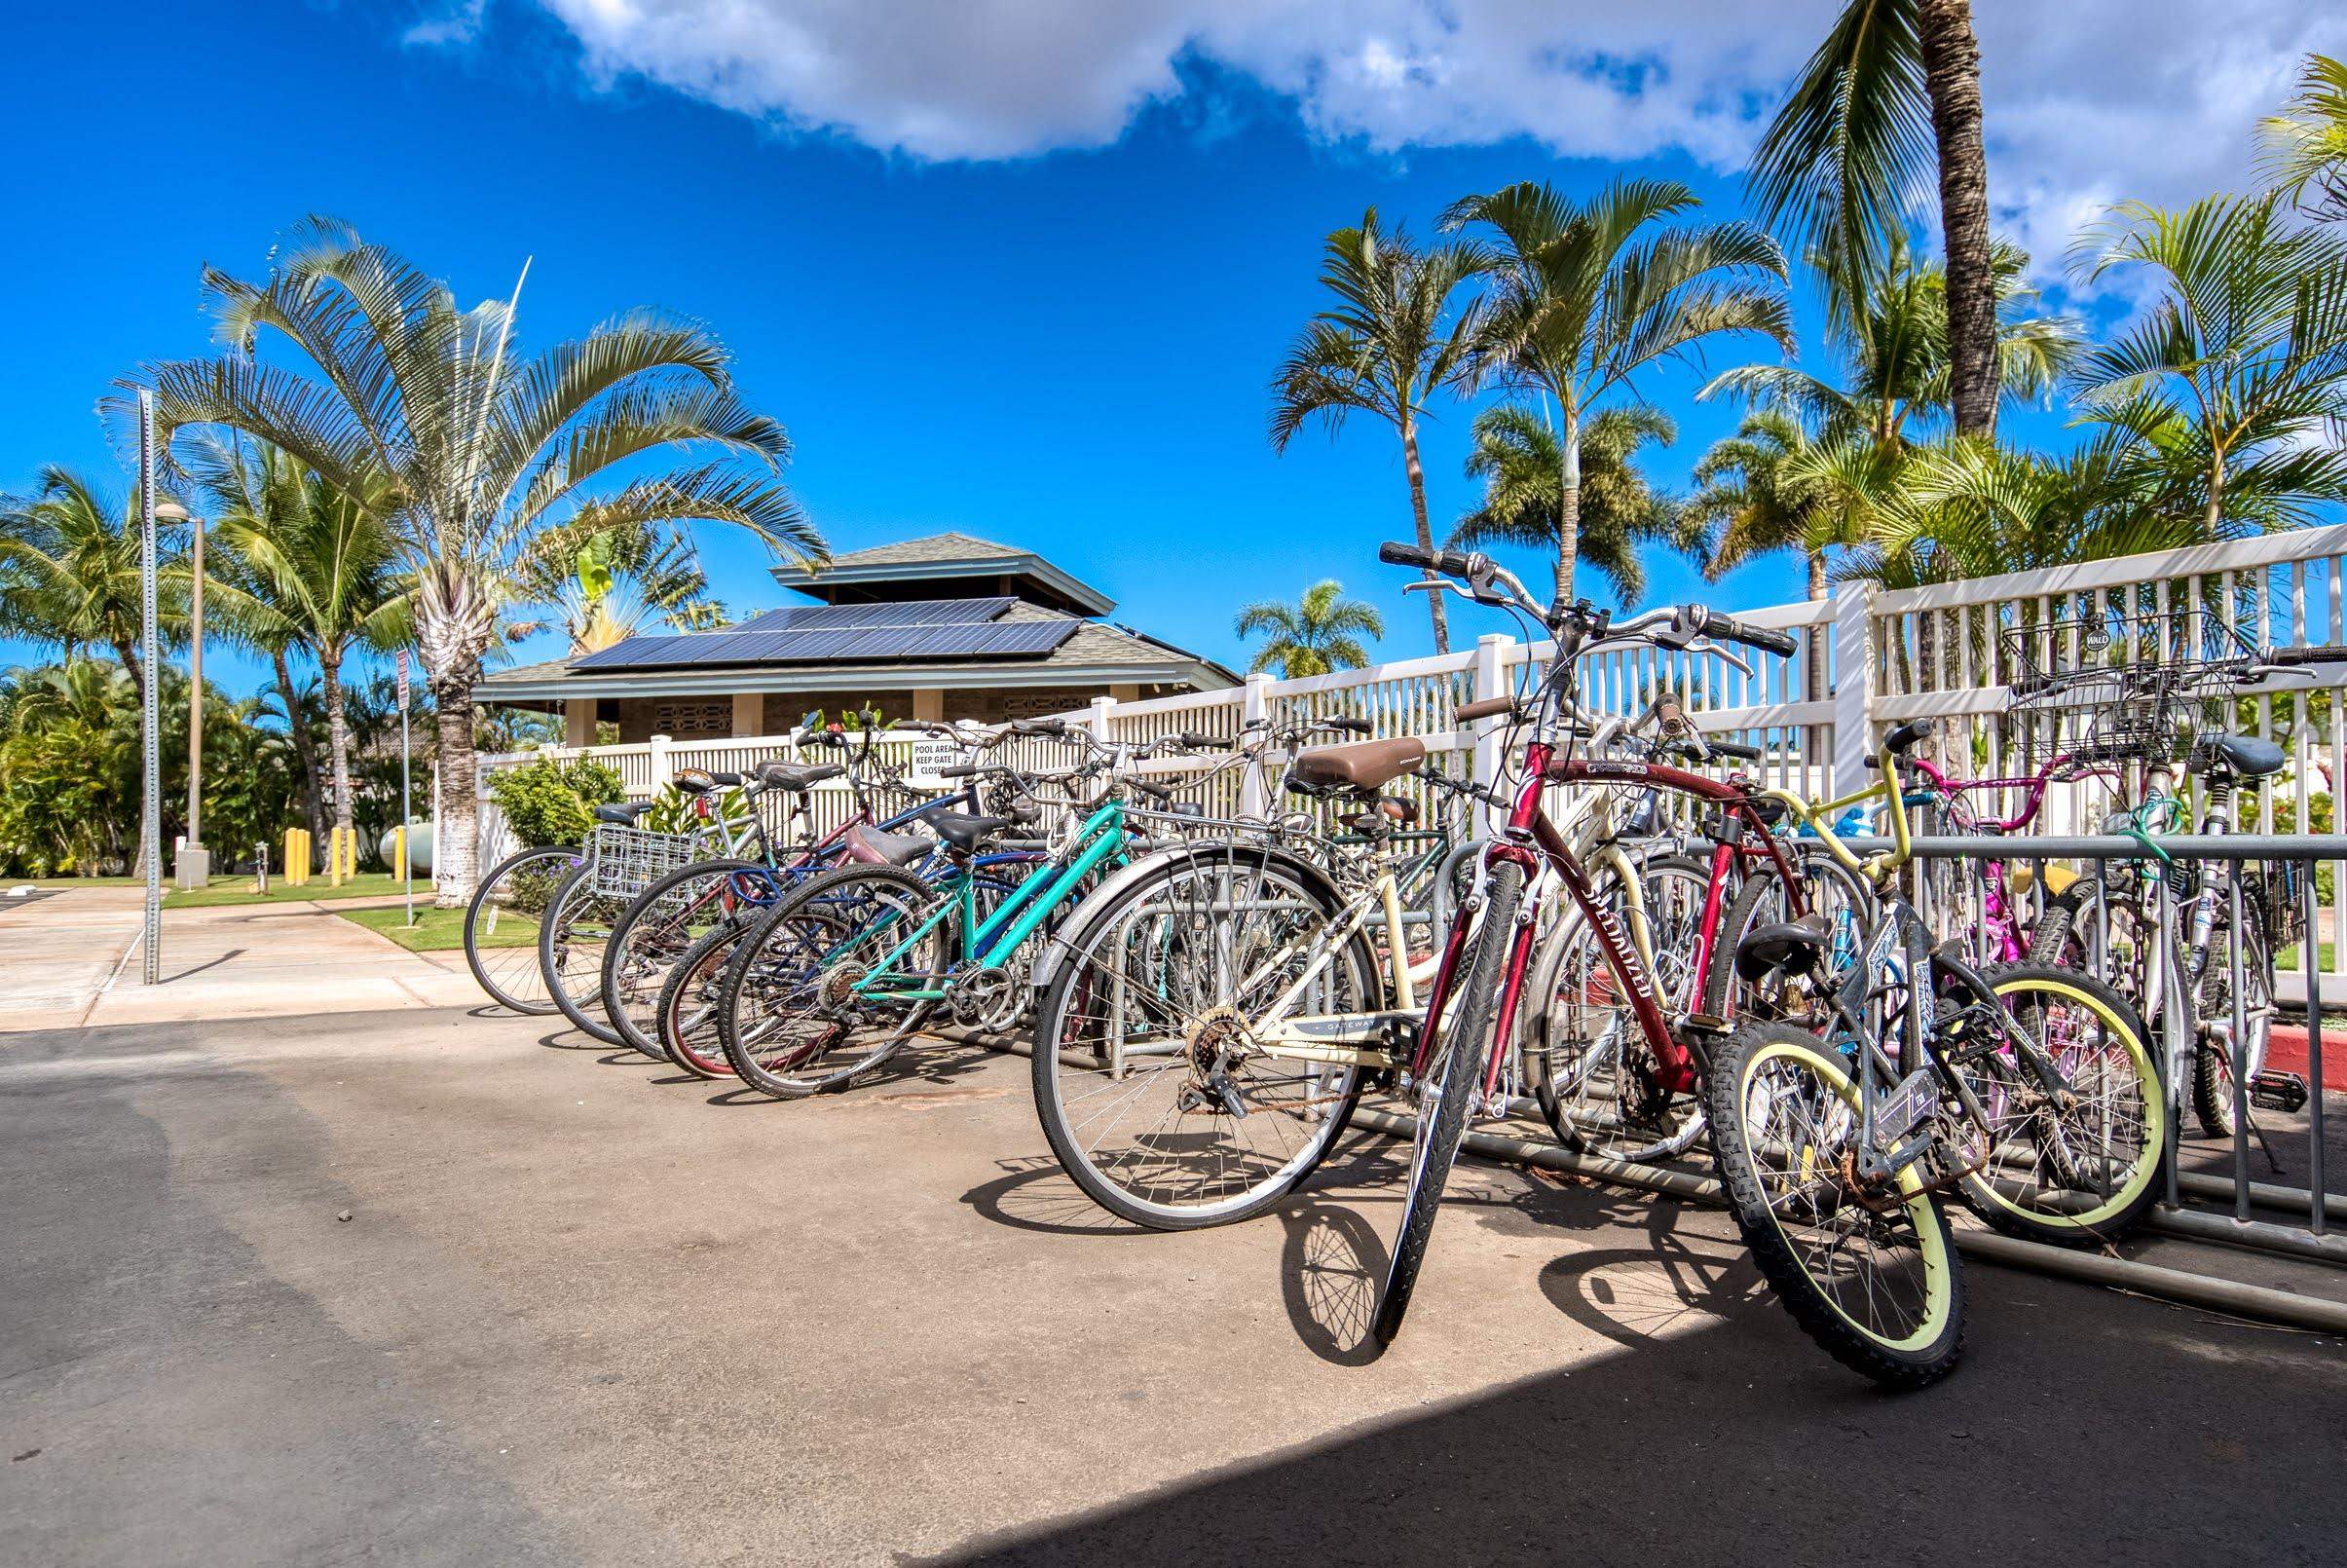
[4,1,2336,697]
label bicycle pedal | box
[2250,1070,2310,1114]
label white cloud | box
[508,0,2347,256]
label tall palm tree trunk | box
[1555,401,1583,609]
[1805,549,1831,701]
[1399,418,1452,654]
[432,681,478,909]
[319,649,354,843]
[109,636,145,713]
[274,649,327,860]
[1918,0,1997,439]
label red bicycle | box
[1367,541,1807,1346]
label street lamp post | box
[156,501,208,889]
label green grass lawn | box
[11,872,422,908]
[340,901,534,952]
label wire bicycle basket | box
[2003,603,2263,766]
[587,824,708,899]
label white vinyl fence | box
[478,521,2347,1000]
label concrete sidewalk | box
[0,887,485,1033]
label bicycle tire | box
[540,861,627,1044]
[721,864,941,1098]
[1706,1021,1965,1388]
[1955,962,2166,1247]
[1029,845,1376,1230]
[2192,901,2272,1139]
[1526,854,1712,1161]
[1698,844,1874,1027]
[601,858,766,1060]
[1371,857,1523,1349]
[463,845,576,1014]
[654,921,747,1079]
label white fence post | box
[1472,633,1509,827]
[1239,673,1272,819]
[1089,694,1114,743]
[648,732,674,793]
[1832,583,1875,796]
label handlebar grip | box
[1324,717,1373,734]
[1454,695,1521,723]
[1695,609,1799,659]
[1378,541,1481,579]
[1704,738,1765,762]
[937,764,979,779]
[1176,731,1235,749]
[1882,719,1934,756]
[1011,718,1072,737]
[2270,644,2347,665]
[1128,777,1174,802]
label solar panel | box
[570,604,1074,669]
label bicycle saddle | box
[1287,736,1428,795]
[592,801,652,825]
[756,761,846,793]
[1734,915,1827,982]
[2192,732,2284,779]
[847,824,933,867]
[925,813,1015,854]
[674,770,744,794]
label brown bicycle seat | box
[1288,736,1428,795]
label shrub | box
[485,755,625,847]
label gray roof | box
[822,532,1026,568]
[770,531,1115,616]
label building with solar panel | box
[473,533,1237,743]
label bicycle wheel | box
[539,862,629,1043]
[1527,854,1712,1161]
[1705,1021,1965,1389]
[464,845,575,1013]
[1699,846,1874,1027]
[721,865,944,1098]
[2193,907,2273,1139]
[600,859,768,1060]
[1029,846,1376,1229]
[653,922,747,1079]
[1372,857,1523,1349]
[1954,962,2165,1246]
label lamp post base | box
[174,842,210,890]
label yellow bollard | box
[284,828,312,887]
[390,826,405,882]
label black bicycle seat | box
[927,813,1014,854]
[1735,916,1826,983]
[756,761,846,793]
[2192,732,2284,779]
[592,801,652,825]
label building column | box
[1109,684,1140,703]
[912,688,944,723]
[732,691,764,738]
[565,700,594,749]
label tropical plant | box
[1233,580,1384,679]
[1748,0,1999,438]
[1442,177,1790,606]
[0,467,184,708]
[512,524,719,653]
[2069,191,2347,532]
[483,754,625,848]
[1449,404,1689,605]
[139,216,822,903]
[1702,235,2078,451]
[190,436,408,853]
[2261,54,2347,224]
[1270,208,1484,653]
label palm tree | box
[1449,404,1688,605]
[0,467,183,707]
[1441,178,1790,607]
[139,217,822,904]
[1234,580,1384,679]
[513,524,718,654]
[191,435,407,851]
[2070,191,2347,533]
[1748,0,1999,438]
[2261,54,2347,224]
[1702,235,2078,451]
[1270,208,1484,653]
[1686,410,1867,693]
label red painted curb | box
[2267,1024,2347,1093]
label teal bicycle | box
[714,728,1200,1098]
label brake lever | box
[1683,637,1756,678]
